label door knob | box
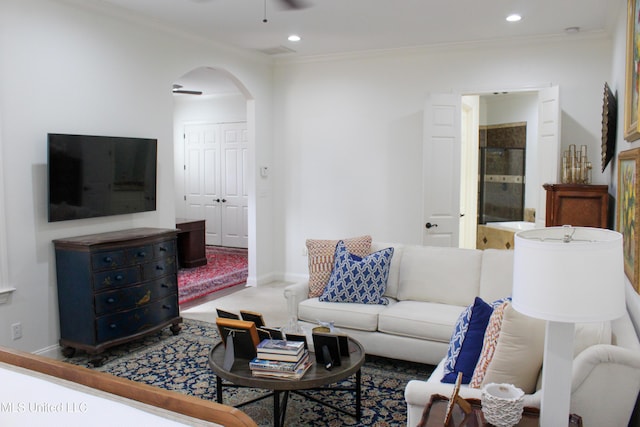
[425,222,438,229]
[214,198,221,202]
[221,199,227,203]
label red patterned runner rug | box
[177,246,248,304]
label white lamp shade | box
[512,227,625,323]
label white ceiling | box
[96,0,621,94]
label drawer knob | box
[109,323,117,329]
[137,252,147,258]
[156,265,164,271]
[162,304,172,310]
[115,274,124,281]
[107,298,115,303]
[159,246,167,252]
[104,256,113,263]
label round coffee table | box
[209,337,365,427]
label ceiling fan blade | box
[173,89,203,95]
[172,84,202,95]
[278,0,309,10]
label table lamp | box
[512,225,625,427]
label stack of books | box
[249,339,311,380]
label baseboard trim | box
[34,344,63,360]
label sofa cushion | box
[442,297,494,383]
[370,242,404,299]
[306,235,372,298]
[397,246,482,306]
[480,303,545,393]
[319,241,394,305]
[298,297,392,332]
[378,301,465,343]
[478,249,514,302]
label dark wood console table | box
[175,218,207,268]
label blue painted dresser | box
[53,228,182,365]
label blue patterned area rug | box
[64,319,433,426]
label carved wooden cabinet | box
[543,184,610,229]
[53,228,182,363]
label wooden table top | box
[208,337,365,391]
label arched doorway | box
[172,66,257,285]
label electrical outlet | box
[11,322,22,340]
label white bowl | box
[481,383,525,427]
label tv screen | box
[48,133,157,222]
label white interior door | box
[536,86,561,227]
[423,93,462,247]
[184,124,222,245]
[220,123,249,248]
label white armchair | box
[405,316,640,427]
[570,344,640,427]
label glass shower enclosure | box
[478,147,525,224]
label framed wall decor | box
[625,0,640,141]
[601,82,617,171]
[617,148,640,293]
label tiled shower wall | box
[478,122,526,224]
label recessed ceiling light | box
[506,14,522,22]
[288,35,301,42]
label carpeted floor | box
[64,319,433,426]
[178,246,248,304]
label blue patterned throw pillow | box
[442,296,511,384]
[319,240,394,305]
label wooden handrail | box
[0,346,257,427]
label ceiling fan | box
[172,84,202,95]
[188,0,308,9]
[278,0,308,9]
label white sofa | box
[284,244,521,365]
[283,242,640,427]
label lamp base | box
[540,321,575,427]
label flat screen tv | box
[48,133,157,222]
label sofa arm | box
[405,379,541,408]
[283,281,310,319]
[404,361,542,427]
[570,344,640,427]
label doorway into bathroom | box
[477,122,527,224]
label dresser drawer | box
[154,240,176,259]
[94,276,178,315]
[91,250,126,270]
[93,267,140,291]
[143,257,177,280]
[125,244,153,264]
[96,295,179,343]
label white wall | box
[274,35,613,281]
[0,0,273,353]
